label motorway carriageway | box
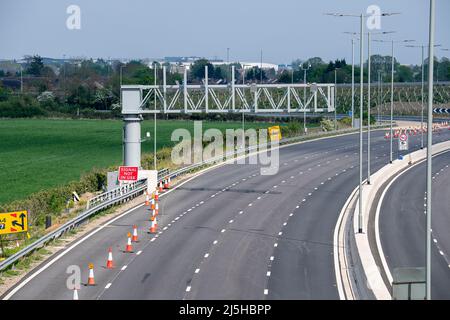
[3,127,450,300]
[379,150,450,299]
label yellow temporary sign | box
[0,210,28,235]
[268,126,282,142]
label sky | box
[0,0,449,65]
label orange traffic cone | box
[150,198,155,210]
[132,225,138,242]
[125,232,133,252]
[106,247,114,269]
[87,263,95,286]
[154,189,159,201]
[145,192,150,206]
[167,177,171,189]
[159,181,163,192]
[155,202,159,216]
[150,209,155,221]
[164,178,168,189]
[150,216,158,233]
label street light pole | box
[20,65,23,94]
[120,65,124,106]
[242,65,246,144]
[372,38,415,163]
[358,13,364,233]
[367,32,371,184]
[425,0,435,301]
[405,44,441,149]
[378,70,382,123]
[154,63,157,171]
[328,12,398,235]
[260,49,263,84]
[421,45,425,149]
[390,40,394,164]
[334,68,338,130]
[351,39,355,127]
[300,64,311,133]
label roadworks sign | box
[0,210,28,235]
[268,126,282,142]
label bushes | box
[0,96,47,118]
[320,119,334,131]
[0,168,107,228]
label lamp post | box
[63,54,66,101]
[351,38,355,127]
[378,70,382,124]
[260,49,263,84]
[20,65,23,94]
[373,38,415,164]
[345,30,395,184]
[153,62,157,171]
[405,44,441,150]
[300,63,311,133]
[334,67,339,130]
[425,0,436,300]
[120,64,125,106]
[326,11,398,233]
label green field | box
[0,119,277,204]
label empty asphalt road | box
[4,126,450,300]
[379,150,450,299]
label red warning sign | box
[118,166,138,182]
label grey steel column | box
[358,13,364,234]
[426,0,435,301]
[123,115,142,168]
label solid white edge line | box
[374,150,450,287]
[333,185,358,300]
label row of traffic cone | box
[74,185,166,299]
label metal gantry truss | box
[121,66,335,115]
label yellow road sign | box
[268,126,282,142]
[0,210,28,235]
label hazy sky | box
[1,0,449,65]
